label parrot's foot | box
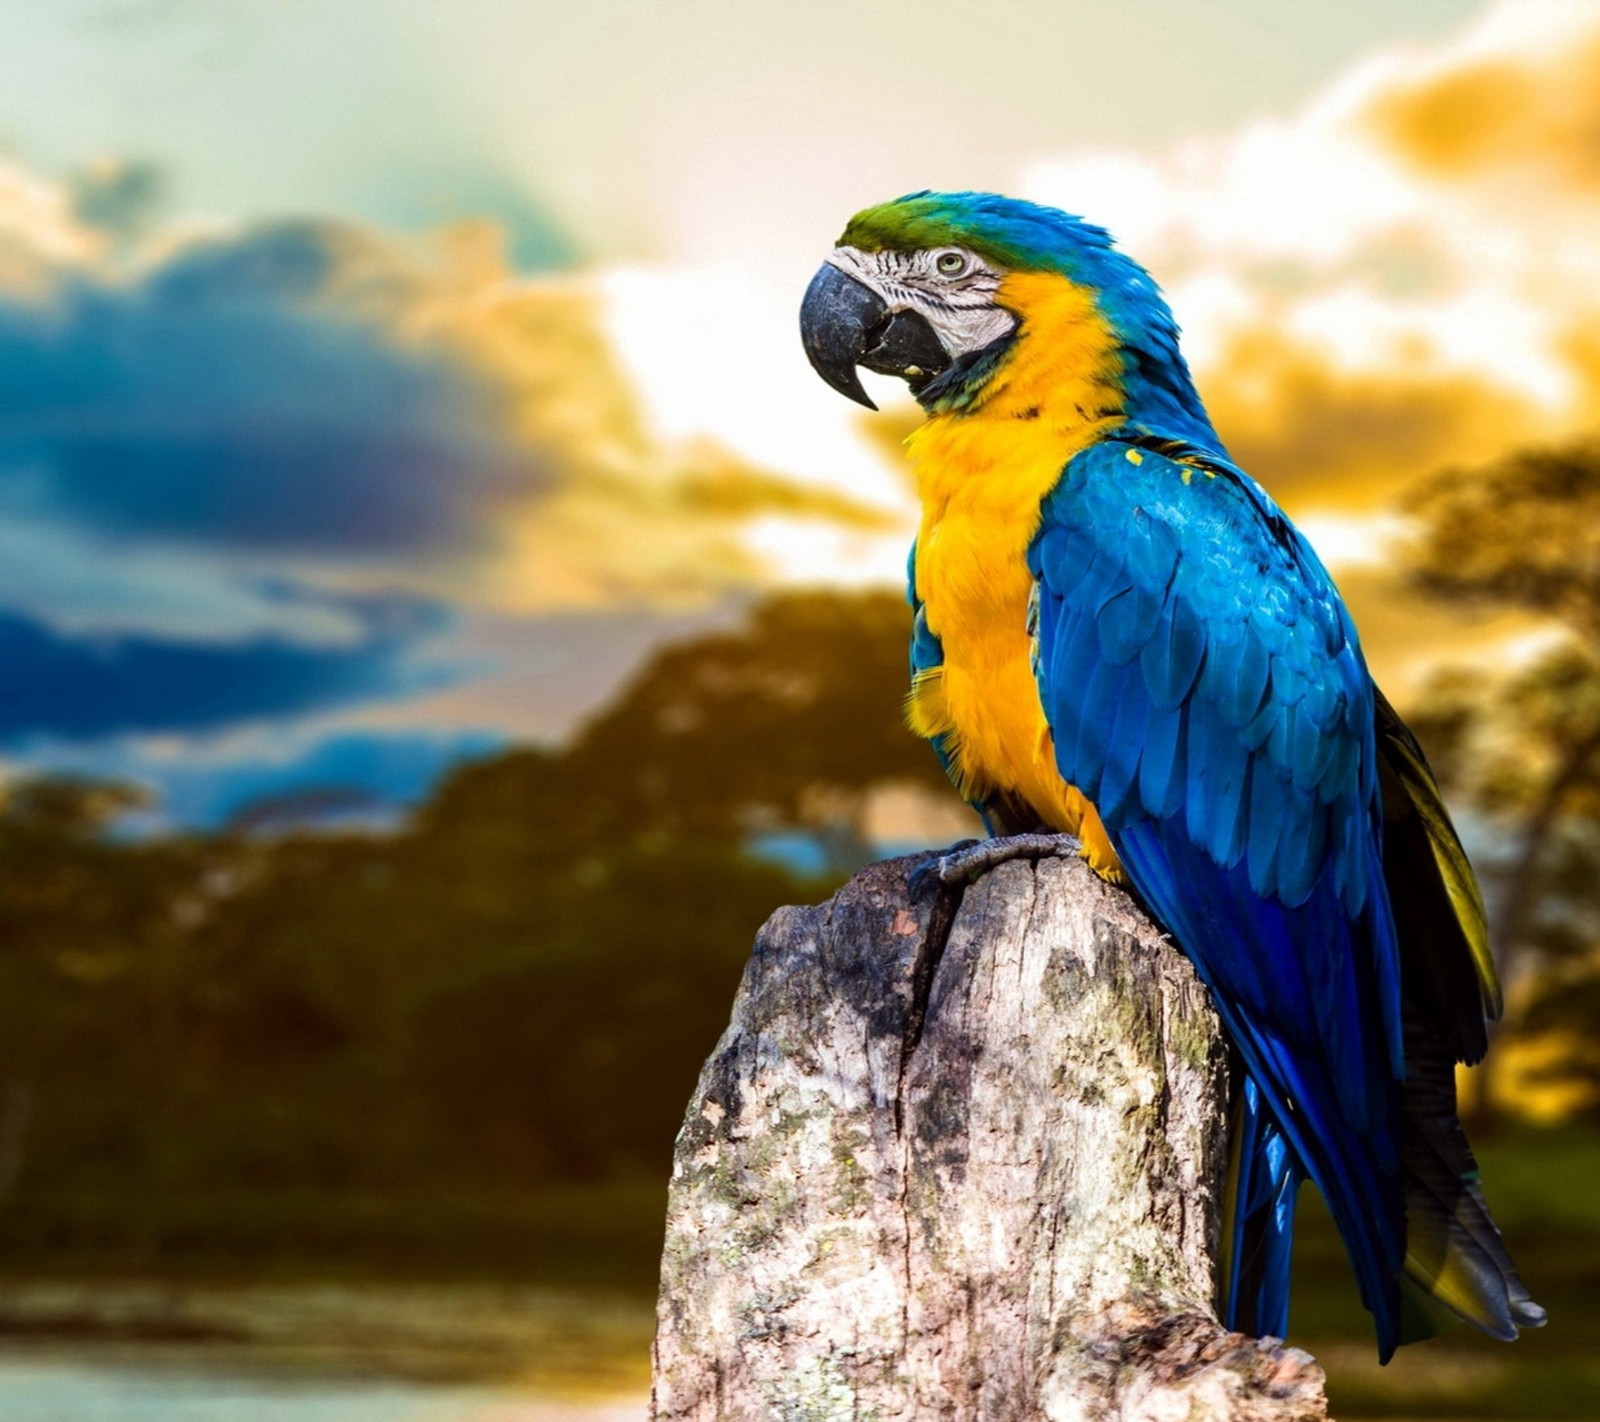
[913,832,1083,892]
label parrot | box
[797,190,1544,1361]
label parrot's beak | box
[799,262,950,410]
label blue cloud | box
[0,593,451,740]
[146,728,505,831]
[0,220,546,556]
[16,725,506,832]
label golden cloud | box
[1369,59,1537,180]
[857,329,1549,525]
[1331,565,1536,700]
[432,254,895,611]
[0,155,107,294]
[1202,330,1547,516]
[1370,32,1600,193]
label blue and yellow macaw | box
[798,191,1543,1360]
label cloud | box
[0,183,899,630]
[1370,12,1600,194]
[0,143,921,771]
[356,602,748,742]
[0,723,506,831]
[1022,0,1600,500]
[348,159,578,273]
[0,601,749,826]
[0,591,449,741]
[0,512,382,644]
[0,220,548,559]
[0,154,102,291]
[134,727,505,831]
[448,271,905,611]
[1202,330,1537,514]
[9,2,1594,768]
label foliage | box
[1406,439,1600,638]
[1293,1128,1600,1418]
[1404,438,1600,1114]
[0,590,958,1262]
[567,590,946,869]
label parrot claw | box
[907,838,977,897]
[911,832,1083,894]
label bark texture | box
[651,852,1328,1422]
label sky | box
[0,0,1594,828]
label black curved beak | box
[799,262,951,410]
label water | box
[0,1356,647,1422]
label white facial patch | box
[827,245,1018,360]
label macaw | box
[798,191,1543,1360]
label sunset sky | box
[0,0,1595,827]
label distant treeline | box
[0,592,951,1270]
[6,551,1600,1275]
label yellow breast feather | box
[906,271,1128,880]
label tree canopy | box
[1404,437,1600,1117]
[0,589,964,1265]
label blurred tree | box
[402,843,803,1181]
[0,776,150,837]
[0,775,190,1194]
[1405,439,1600,1120]
[1406,441,1600,641]
[565,590,952,873]
[0,589,963,1266]
[225,785,390,835]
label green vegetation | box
[1406,439,1600,1122]
[1295,1130,1600,1418]
[0,591,937,1277]
[0,571,1596,1412]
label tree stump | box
[650,853,1329,1421]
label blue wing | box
[1027,435,1411,1353]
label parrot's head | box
[799,190,1188,419]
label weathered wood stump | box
[651,853,1328,1421]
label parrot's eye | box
[934,250,969,277]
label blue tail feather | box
[1223,1076,1301,1339]
[1117,818,1408,1358]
